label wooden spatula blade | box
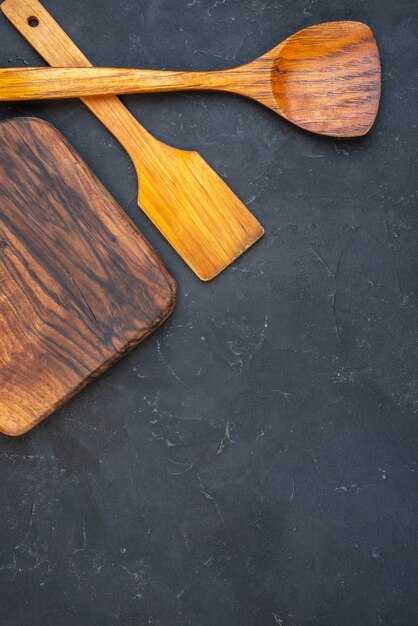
[136,147,264,280]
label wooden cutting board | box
[0,117,177,436]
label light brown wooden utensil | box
[1,0,263,282]
[0,21,381,137]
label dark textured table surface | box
[0,1,417,624]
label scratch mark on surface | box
[309,247,333,276]
[289,478,295,502]
[156,340,183,383]
[217,421,234,455]
[207,0,225,16]
[272,389,293,405]
[332,292,343,347]
[197,474,224,524]
[25,504,35,536]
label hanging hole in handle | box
[28,16,39,27]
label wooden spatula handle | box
[0,0,156,165]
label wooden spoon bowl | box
[0,21,381,137]
[265,21,382,136]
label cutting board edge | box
[0,287,176,438]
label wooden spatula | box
[0,21,381,137]
[1,0,263,282]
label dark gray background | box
[0,1,417,624]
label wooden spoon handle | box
[0,66,241,101]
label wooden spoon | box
[0,21,381,137]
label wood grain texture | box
[1,0,263,282]
[0,21,381,138]
[267,21,381,137]
[0,117,177,437]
